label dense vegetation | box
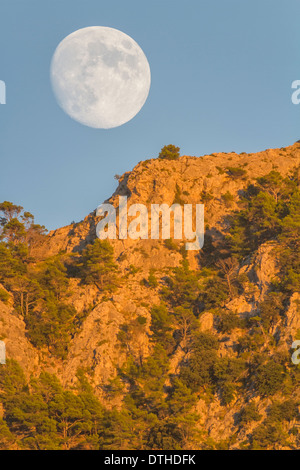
[0,164,300,449]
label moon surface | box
[50,26,151,129]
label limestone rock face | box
[198,312,214,331]
[248,242,279,299]
[282,293,300,344]
[0,287,39,377]
[62,296,151,390]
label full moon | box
[50,26,151,129]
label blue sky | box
[0,0,299,230]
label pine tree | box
[81,239,118,291]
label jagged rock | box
[282,293,300,344]
[199,312,214,331]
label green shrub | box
[147,270,158,288]
[200,191,214,203]
[267,400,299,423]
[226,167,247,180]
[251,422,286,449]
[221,191,235,206]
[180,332,219,392]
[239,402,262,425]
[219,382,236,405]
[0,288,9,304]
[217,312,241,333]
[216,166,225,175]
[254,361,285,396]
[164,238,178,251]
[80,239,118,291]
[158,145,180,160]
[173,183,185,205]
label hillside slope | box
[0,142,300,450]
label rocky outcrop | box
[31,142,300,271]
[282,293,300,344]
